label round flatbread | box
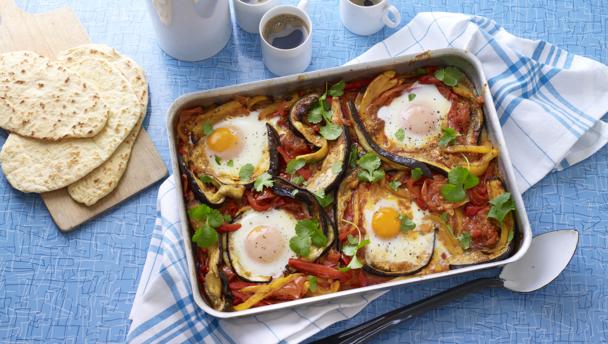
[0,51,109,140]
[0,56,140,193]
[63,45,149,206]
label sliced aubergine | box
[449,178,517,269]
[348,100,433,177]
[225,178,336,283]
[288,94,325,148]
[178,155,244,205]
[348,68,485,174]
[266,123,281,177]
[336,170,435,276]
[202,242,231,311]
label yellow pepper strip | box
[463,148,499,176]
[247,95,268,109]
[359,71,398,117]
[486,180,514,253]
[445,145,495,154]
[234,274,302,311]
[426,215,463,256]
[296,139,329,162]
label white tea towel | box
[127,12,608,344]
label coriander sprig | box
[289,219,328,257]
[440,167,479,202]
[357,152,385,183]
[307,81,345,140]
[189,204,228,248]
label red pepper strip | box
[288,259,350,282]
[246,192,273,211]
[344,78,373,91]
[464,205,489,217]
[229,281,259,290]
[217,223,242,233]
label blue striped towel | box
[127,12,608,344]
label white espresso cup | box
[233,0,281,34]
[339,0,401,36]
[259,0,312,76]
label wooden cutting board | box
[0,0,168,231]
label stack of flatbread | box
[0,44,148,206]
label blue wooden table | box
[1,1,607,343]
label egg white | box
[377,83,452,149]
[205,111,268,180]
[229,208,298,280]
[363,196,435,268]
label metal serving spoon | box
[313,230,579,344]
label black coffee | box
[263,14,308,50]
[349,0,379,6]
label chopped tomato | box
[421,175,448,212]
[320,249,341,267]
[370,83,411,109]
[448,101,471,134]
[463,208,499,248]
[406,177,429,210]
[288,259,350,282]
[220,199,240,218]
[296,165,313,180]
[278,133,312,162]
[247,192,273,211]
[217,223,242,232]
[467,182,489,206]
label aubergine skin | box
[178,154,213,206]
[363,230,436,277]
[266,123,281,177]
[288,94,320,143]
[347,101,434,178]
[323,125,351,193]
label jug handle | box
[297,0,309,12]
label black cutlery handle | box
[312,278,503,344]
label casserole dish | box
[166,48,532,318]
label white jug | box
[146,0,232,61]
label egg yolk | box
[206,127,241,158]
[371,207,401,239]
[245,225,285,264]
[401,104,439,136]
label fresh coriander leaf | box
[254,172,273,192]
[346,255,364,270]
[439,212,449,223]
[356,239,370,250]
[320,122,343,140]
[308,276,318,292]
[294,219,327,250]
[395,128,405,141]
[370,169,385,182]
[399,214,416,232]
[308,105,324,124]
[459,232,472,250]
[187,204,211,221]
[227,160,234,167]
[357,152,381,172]
[199,175,214,184]
[214,155,222,164]
[357,169,385,183]
[347,234,358,245]
[207,210,225,228]
[289,234,311,257]
[239,164,254,181]
[441,183,466,202]
[192,224,218,248]
[291,175,305,186]
[328,80,346,97]
[349,147,359,168]
[286,158,306,174]
[202,122,214,136]
[223,214,232,223]
[411,167,423,181]
[315,191,334,208]
[389,180,401,191]
[331,162,342,174]
[434,67,463,87]
[448,167,479,190]
[408,93,416,102]
[290,189,299,196]
[342,244,357,257]
[487,192,516,223]
[439,127,459,146]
